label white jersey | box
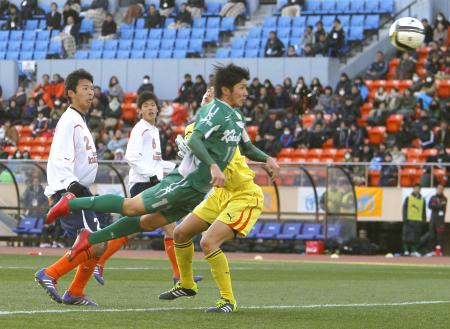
[45,107,98,197]
[125,119,176,188]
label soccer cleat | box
[62,291,98,306]
[68,229,92,262]
[159,282,198,300]
[93,265,104,285]
[173,275,203,285]
[205,298,237,313]
[34,268,62,303]
[46,192,76,224]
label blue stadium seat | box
[23,30,36,41]
[8,41,21,51]
[164,18,174,28]
[296,223,321,240]
[144,49,158,58]
[321,0,335,14]
[348,26,364,41]
[351,0,365,13]
[231,37,245,49]
[20,51,33,60]
[116,50,130,59]
[172,50,186,58]
[102,50,116,59]
[0,42,6,51]
[335,0,350,13]
[246,38,260,49]
[134,29,148,40]
[33,51,47,59]
[91,39,104,51]
[21,41,34,52]
[364,0,379,14]
[379,0,394,13]
[25,19,39,30]
[303,0,321,14]
[149,28,163,40]
[147,40,160,50]
[246,222,263,239]
[248,27,262,39]
[162,28,177,40]
[216,47,229,58]
[118,39,132,50]
[276,0,287,12]
[220,17,235,32]
[29,218,44,235]
[292,16,306,28]
[207,17,220,29]
[204,28,219,43]
[315,224,342,240]
[5,51,19,60]
[104,40,118,51]
[306,15,321,27]
[174,39,188,50]
[193,17,206,29]
[276,223,303,240]
[177,28,191,39]
[205,1,221,16]
[160,39,174,50]
[13,218,39,234]
[80,19,94,34]
[35,41,48,52]
[132,40,146,50]
[291,27,305,38]
[263,16,277,30]
[350,15,364,27]
[280,37,289,48]
[337,15,350,28]
[277,27,290,39]
[75,50,89,59]
[289,37,301,47]
[158,50,172,58]
[191,28,205,39]
[9,30,23,42]
[135,18,145,29]
[262,28,272,39]
[322,15,336,29]
[120,22,133,30]
[255,222,282,239]
[141,227,164,237]
[38,19,47,29]
[188,38,203,53]
[0,31,9,42]
[229,48,244,58]
[364,15,380,30]
[36,30,50,42]
[130,50,144,58]
[244,49,259,58]
[277,16,291,28]
[120,29,134,40]
[89,50,102,59]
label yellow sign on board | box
[355,187,383,217]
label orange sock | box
[97,237,129,267]
[68,258,97,296]
[164,238,180,278]
[45,248,95,280]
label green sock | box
[68,194,124,214]
[88,216,142,245]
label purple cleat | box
[62,291,98,306]
[34,268,62,303]
[173,275,203,285]
[93,265,104,285]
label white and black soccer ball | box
[389,17,425,51]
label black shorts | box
[130,180,160,198]
[50,190,100,239]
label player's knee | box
[122,198,141,217]
[92,242,107,257]
[173,226,191,243]
[200,236,218,254]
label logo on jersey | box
[221,129,241,143]
[199,105,219,127]
[152,138,156,149]
[236,121,245,129]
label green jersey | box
[178,98,249,193]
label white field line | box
[0,301,449,316]
[0,266,276,270]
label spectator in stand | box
[169,3,192,29]
[280,127,294,148]
[379,153,398,187]
[53,15,79,57]
[159,0,175,18]
[100,13,117,40]
[46,2,62,31]
[12,149,22,159]
[248,78,263,101]
[308,123,326,148]
[21,0,39,20]
[62,1,80,25]
[416,75,436,110]
[2,120,19,146]
[421,18,433,45]
[346,123,366,151]
[313,33,328,56]
[435,121,450,148]
[186,0,204,18]
[94,85,109,108]
[301,43,314,57]
[176,74,194,102]
[36,97,51,118]
[395,52,416,80]
[193,75,207,105]
[391,145,406,164]
[32,112,49,137]
[349,84,363,110]
[333,121,348,148]
[292,122,309,148]
[265,31,285,57]
[433,21,448,46]
[359,144,373,162]
[287,45,298,57]
[281,0,303,17]
[374,86,388,103]
[219,0,246,18]
[314,21,327,44]
[137,75,154,94]
[425,53,441,76]
[3,4,22,30]
[108,76,124,102]
[48,111,60,131]
[87,97,104,138]
[260,86,275,108]
[49,73,65,105]
[145,4,162,29]
[386,87,402,113]
[3,99,21,125]
[418,122,435,149]
[339,97,359,125]
[365,51,387,80]
[314,86,335,113]
[262,132,282,157]
[421,145,450,187]
[273,84,291,108]
[33,74,53,108]
[301,25,313,50]
[353,77,368,102]
[335,73,352,96]
[327,18,345,57]
[283,110,299,131]
[367,100,387,126]
[397,88,416,118]
[107,129,128,153]
[122,0,144,25]
[22,98,37,125]
[434,12,448,29]
[311,111,326,131]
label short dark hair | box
[213,63,250,98]
[65,69,93,101]
[138,91,159,109]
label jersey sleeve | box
[193,103,222,139]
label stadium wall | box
[430,0,450,18]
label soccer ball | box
[389,17,425,51]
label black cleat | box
[205,298,237,313]
[159,282,198,300]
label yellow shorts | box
[193,183,264,237]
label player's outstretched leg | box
[62,258,98,306]
[92,236,129,285]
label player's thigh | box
[139,212,170,231]
[122,194,147,216]
[174,212,210,243]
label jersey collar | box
[69,106,86,122]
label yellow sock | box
[205,249,235,304]
[175,240,195,289]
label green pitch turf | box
[0,254,450,329]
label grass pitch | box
[0,254,450,329]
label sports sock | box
[45,248,95,280]
[205,249,235,304]
[175,240,194,288]
[68,194,124,214]
[68,258,97,296]
[164,238,180,279]
[88,216,142,245]
[97,237,129,267]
